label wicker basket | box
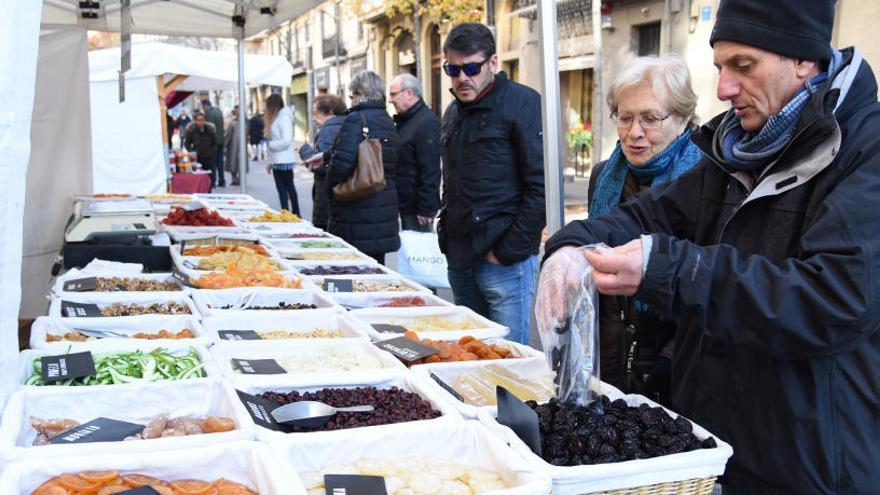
[591,476,717,495]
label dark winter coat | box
[438,72,546,269]
[588,162,676,405]
[205,106,224,148]
[184,122,218,165]
[248,114,264,145]
[393,99,441,217]
[326,101,401,255]
[300,115,344,229]
[544,49,880,494]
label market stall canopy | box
[89,42,294,90]
[41,0,323,38]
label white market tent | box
[89,42,294,194]
[0,0,566,406]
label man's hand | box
[582,238,644,296]
[485,250,500,265]
[417,215,433,226]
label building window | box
[636,22,661,56]
[396,31,417,76]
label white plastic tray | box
[191,288,340,317]
[47,292,199,321]
[353,305,510,341]
[202,312,372,345]
[0,379,254,461]
[329,292,454,310]
[312,275,431,298]
[28,315,209,351]
[51,269,189,297]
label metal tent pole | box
[237,25,248,194]
[537,0,565,235]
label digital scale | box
[65,199,157,242]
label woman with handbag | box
[323,70,401,264]
[263,93,300,214]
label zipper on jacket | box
[620,297,637,392]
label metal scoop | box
[270,401,374,427]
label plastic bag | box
[396,230,451,289]
[536,244,605,407]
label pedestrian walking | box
[299,94,346,231]
[263,93,300,214]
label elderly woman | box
[324,70,401,264]
[299,94,347,231]
[588,54,702,405]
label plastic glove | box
[535,245,604,336]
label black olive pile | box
[529,395,717,466]
[298,265,385,275]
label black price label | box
[430,372,464,402]
[374,336,438,362]
[41,351,96,382]
[48,417,145,444]
[60,301,102,318]
[324,474,388,495]
[496,386,542,455]
[219,330,263,341]
[117,487,161,495]
[63,277,98,292]
[371,324,408,334]
[232,358,286,375]
[323,279,354,292]
[235,390,292,432]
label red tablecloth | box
[171,172,212,194]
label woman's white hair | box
[349,70,386,103]
[606,53,698,128]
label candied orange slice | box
[57,473,101,493]
[122,474,165,487]
[79,471,120,483]
[170,479,213,494]
[31,480,69,495]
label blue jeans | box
[447,255,538,345]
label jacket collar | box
[394,98,425,124]
[349,100,386,113]
[448,71,510,112]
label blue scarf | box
[719,70,832,171]
[590,129,703,218]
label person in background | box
[538,0,880,491]
[165,110,175,149]
[317,70,401,264]
[183,112,218,180]
[299,94,346,231]
[177,109,191,143]
[439,23,545,345]
[388,73,441,232]
[587,53,702,405]
[263,93,300,214]
[249,112,265,160]
[202,98,226,187]
[224,107,246,186]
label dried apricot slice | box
[31,479,69,495]
[170,479,213,494]
[122,474,165,487]
[57,474,102,493]
[79,471,120,483]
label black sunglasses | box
[442,59,488,78]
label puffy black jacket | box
[438,72,546,268]
[545,49,880,493]
[183,122,218,164]
[248,114,264,145]
[588,162,676,405]
[393,99,441,217]
[300,115,345,229]
[326,101,401,255]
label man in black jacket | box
[184,113,218,174]
[538,0,880,492]
[389,73,441,232]
[439,23,545,345]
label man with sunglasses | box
[438,22,545,345]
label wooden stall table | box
[171,171,212,193]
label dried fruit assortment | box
[97,302,191,317]
[248,209,302,222]
[195,265,301,289]
[384,316,482,333]
[285,252,365,261]
[161,206,234,226]
[451,365,556,406]
[300,457,509,495]
[259,386,441,432]
[215,302,318,311]
[532,395,718,466]
[25,347,205,386]
[29,472,255,495]
[271,232,329,238]
[377,296,437,308]
[89,277,182,292]
[182,245,270,257]
[29,415,235,445]
[400,333,518,365]
[297,240,347,249]
[196,251,281,271]
[46,329,195,342]
[258,328,342,339]
[297,265,385,276]
[235,348,384,374]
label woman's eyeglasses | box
[442,59,488,78]
[610,112,672,129]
